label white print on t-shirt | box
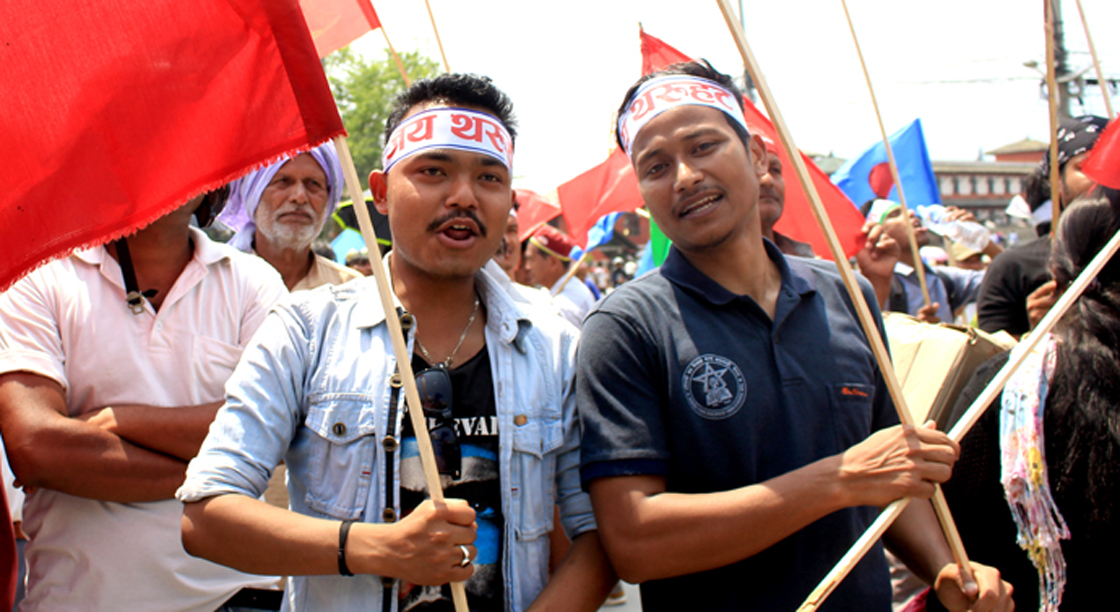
[682,354,747,420]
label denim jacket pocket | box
[511,416,563,540]
[302,395,377,520]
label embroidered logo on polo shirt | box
[682,354,746,420]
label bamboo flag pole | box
[837,0,972,579]
[1046,0,1064,225]
[373,7,413,87]
[801,224,1120,610]
[839,0,930,309]
[1074,0,1113,119]
[713,1,973,598]
[333,136,470,612]
[424,0,451,73]
[553,251,591,295]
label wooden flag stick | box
[839,0,930,309]
[714,1,972,607]
[837,0,972,582]
[375,9,412,87]
[803,225,1120,609]
[1074,0,1113,119]
[554,250,591,296]
[333,136,470,612]
[424,0,451,73]
[1045,0,1064,225]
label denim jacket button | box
[332,422,347,436]
[514,414,528,426]
[382,435,398,452]
[390,373,402,388]
[399,313,414,331]
[382,508,397,523]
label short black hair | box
[615,60,749,152]
[385,73,518,146]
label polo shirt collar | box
[660,238,816,306]
[73,227,229,267]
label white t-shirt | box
[0,228,285,611]
[550,274,597,329]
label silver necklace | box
[415,295,480,369]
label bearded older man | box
[218,142,362,291]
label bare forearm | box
[14,419,187,502]
[591,458,847,583]
[183,495,477,586]
[883,498,953,585]
[0,373,187,502]
[90,401,222,461]
[528,531,617,612]
[182,495,342,576]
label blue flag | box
[569,212,623,261]
[330,228,366,264]
[831,119,940,210]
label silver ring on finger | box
[458,544,472,567]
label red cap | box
[530,225,576,261]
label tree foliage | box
[325,48,441,185]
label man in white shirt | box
[524,225,596,328]
[0,190,287,611]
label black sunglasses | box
[414,365,461,479]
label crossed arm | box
[0,371,219,502]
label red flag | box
[1083,118,1120,190]
[300,0,381,58]
[557,150,646,247]
[639,30,865,259]
[1,0,345,291]
[515,189,562,243]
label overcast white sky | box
[353,0,1119,194]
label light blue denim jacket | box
[179,267,595,612]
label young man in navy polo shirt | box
[577,62,1013,612]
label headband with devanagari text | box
[617,75,750,158]
[381,107,513,173]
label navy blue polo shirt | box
[578,241,896,612]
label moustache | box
[426,210,488,237]
[758,185,781,202]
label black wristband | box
[338,520,356,576]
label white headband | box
[617,75,750,158]
[381,107,513,173]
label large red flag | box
[515,189,563,243]
[1083,118,1120,190]
[639,30,865,259]
[557,150,646,247]
[1,0,345,291]
[300,0,382,58]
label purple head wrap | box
[217,141,343,252]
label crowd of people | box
[0,58,1116,612]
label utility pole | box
[1049,0,1072,120]
[737,0,757,103]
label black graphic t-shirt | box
[399,350,504,612]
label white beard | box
[255,204,323,250]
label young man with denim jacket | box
[177,74,615,611]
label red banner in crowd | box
[1083,118,1120,190]
[0,0,345,291]
[557,149,646,247]
[300,0,381,58]
[639,30,865,259]
[515,189,563,243]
